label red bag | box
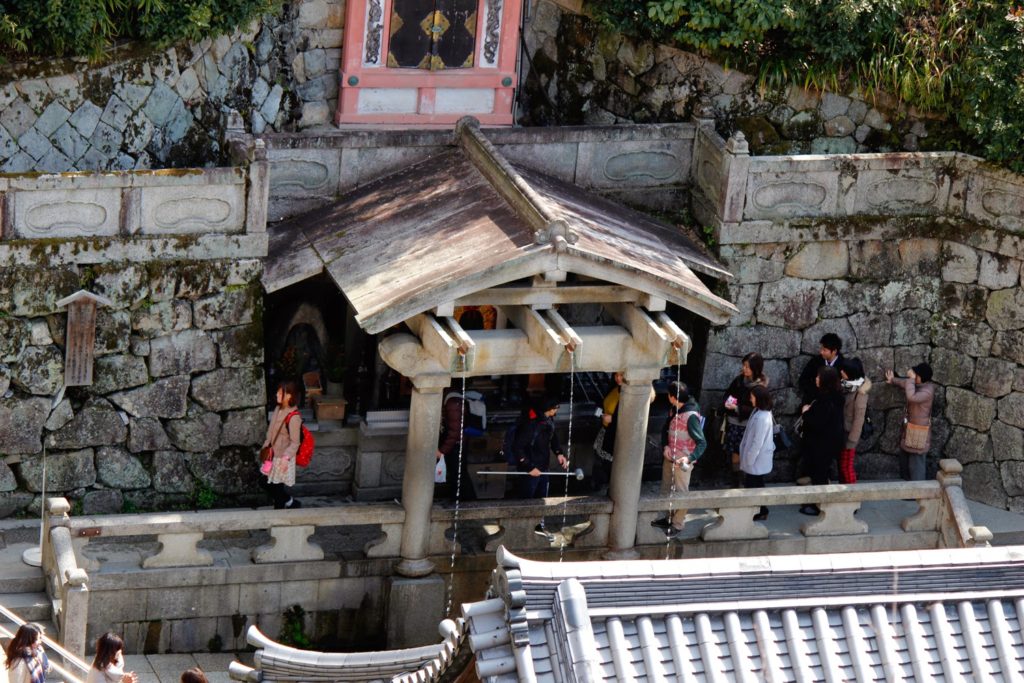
[286,411,315,467]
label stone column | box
[606,369,659,559]
[396,376,449,577]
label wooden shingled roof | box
[264,120,736,333]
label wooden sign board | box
[56,290,112,387]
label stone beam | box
[499,305,567,368]
[442,315,476,374]
[654,312,691,366]
[378,327,666,378]
[544,309,582,356]
[604,303,672,366]
[406,314,464,373]
[453,285,640,308]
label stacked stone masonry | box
[0,260,269,516]
[522,0,932,154]
[0,0,343,173]
[692,125,1024,512]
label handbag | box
[773,423,793,450]
[593,426,613,462]
[902,420,930,451]
[435,456,447,483]
[259,411,291,467]
[859,416,875,442]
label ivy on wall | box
[0,0,279,62]
[591,0,1024,172]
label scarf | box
[25,648,47,683]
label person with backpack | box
[651,382,706,537]
[435,390,477,500]
[259,379,303,509]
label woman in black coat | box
[799,366,846,515]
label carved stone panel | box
[744,169,839,219]
[965,168,1024,234]
[575,139,692,190]
[267,148,342,199]
[139,183,245,235]
[13,188,121,238]
[852,168,951,215]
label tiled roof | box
[263,121,735,333]
[465,546,1024,682]
[227,621,466,683]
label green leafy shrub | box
[0,0,278,62]
[591,0,1024,172]
[279,605,311,649]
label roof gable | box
[264,120,736,333]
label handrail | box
[0,604,89,683]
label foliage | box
[192,481,217,510]
[0,0,277,62]
[279,605,311,649]
[591,0,1024,172]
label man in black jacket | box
[512,395,568,499]
[799,333,844,408]
[796,333,843,485]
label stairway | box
[0,541,56,635]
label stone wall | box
[521,0,936,155]
[0,0,343,173]
[0,260,267,516]
[692,125,1024,510]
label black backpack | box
[501,419,538,467]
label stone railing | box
[0,140,269,264]
[691,120,1024,236]
[50,461,986,575]
[40,498,90,658]
[261,122,698,220]
[39,461,986,653]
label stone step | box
[0,591,53,623]
[0,543,46,593]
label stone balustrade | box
[0,142,269,267]
[40,460,988,655]
[48,460,985,574]
[692,123,1024,237]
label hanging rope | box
[444,357,468,617]
[558,349,576,562]
[664,362,682,560]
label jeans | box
[518,473,549,499]
[900,450,926,481]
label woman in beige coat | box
[840,358,871,484]
[261,379,302,509]
[885,362,935,481]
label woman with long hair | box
[85,633,137,683]
[799,366,846,515]
[740,385,775,521]
[4,623,49,683]
[840,357,871,484]
[723,352,769,486]
[260,379,303,509]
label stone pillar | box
[396,376,449,577]
[606,369,659,559]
